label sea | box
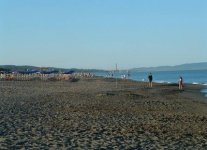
[95,70,207,97]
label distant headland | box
[0,62,207,72]
[130,62,207,72]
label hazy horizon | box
[1,62,207,71]
[1,0,207,70]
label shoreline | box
[98,75,207,99]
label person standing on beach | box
[179,76,183,90]
[148,73,153,87]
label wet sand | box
[1,78,207,149]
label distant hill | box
[1,62,206,73]
[0,65,108,73]
[130,62,207,72]
[0,65,41,71]
[0,65,61,72]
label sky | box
[0,0,207,70]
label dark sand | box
[1,78,207,149]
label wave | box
[192,82,200,85]
[154,80,172,84]
[192,82,207,86]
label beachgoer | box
[179,76,183,90]
[148,73,153,87]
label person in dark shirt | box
[148,73,153,87]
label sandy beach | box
[1,77,207,149]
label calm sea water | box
[95,70,207,97]
[129,70,207,85]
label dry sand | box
[0,77,207,149]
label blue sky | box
[0,0,206,69]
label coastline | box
[1,77,207,149]
[100,74,207,99]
